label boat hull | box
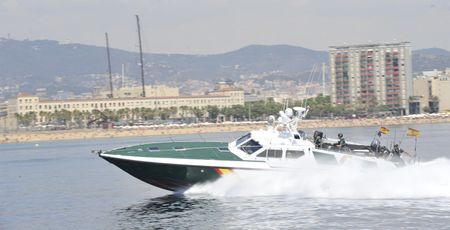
[101,155,223,192]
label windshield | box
[236,133,251,146]
[239,139,262,154]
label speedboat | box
[98,107,411,193]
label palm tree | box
[117,108,130,121]
[81,111,92,128]
[131,108,141,121]
[14,112,37,128]
[180,106,189,117]
[14,113,26,127]
[141,108,156,121]
[190,107,205,122]
[158,108,171,120]
[102,109,118,122]
[53,109,72,127]
[72,110,84,128]
[39,111,50,123]
[169,106,178,118]
[206,105,220,121]
[226,105,246,121]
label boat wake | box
[186,158,450,199]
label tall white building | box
[329,42,412,114]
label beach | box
[1,114,450,144]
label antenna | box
[136,15,146,97]
[105,32,114,98]
[121,64,125,88]
[322,62,326,96]
[303,64,317,108]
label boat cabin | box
[229,130,316,163]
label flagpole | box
[398,134,405,147]
[414,136,418,163]
[393,128,397,149]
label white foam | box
[186,158,450,199]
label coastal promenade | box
[1,114,450,144]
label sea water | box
[1,123,450,229]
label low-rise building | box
[5,84,244,128]
[410,69,450,113]
[0,101,7,131]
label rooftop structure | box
[93,85,179,99]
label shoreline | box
[1,115,450,144]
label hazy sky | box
[1,0,450,54]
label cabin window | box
[148,146,160,152]
[236,133,251,146]
[286,150,305,159]
[257,151,267,158]
[217,147,229,152]
[239,139,262,154]
[174,146,186,151]
[298,130,306,138]
[267,149,283,158]
[313,151,337,165]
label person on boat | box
[379,146,391,159]
[313,131,323,148]
[370,139,380,153]
[392,144,404,158]
[392,144,403,156]
[333,133,347,149]
[391,144,406,166]
[314,136,322,148]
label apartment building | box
[329,42,412,114]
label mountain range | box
[1,38,450,97]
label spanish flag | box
[379,126,390,135]
[407,128,420,137]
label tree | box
[102,109,118,122]
[131,108,141,121]
[221,105,246,121]
[15,112,37,127]
[179,106,190,117]
[117,108,130,121]
[15,113,27,127]
[72,110,84,128]
[81,111,92,128]
[191,107,205,121]
[169,106,178,117]
[158,108,171,120]
[141,108,156,121]
[53,109,72,126]
[206,105,220,121]
[39,111,50,123]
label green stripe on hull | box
[106,142,242,161]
